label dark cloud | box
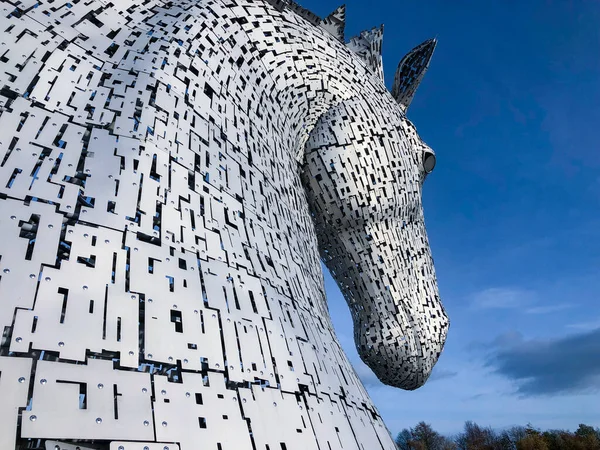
[485,328,600,396]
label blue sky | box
[301,0,600,438]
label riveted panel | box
[0,1,444,449]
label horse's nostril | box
[423,151,436,174]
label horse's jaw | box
[303,95,449,391]
[322,215,449,390]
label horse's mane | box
[263,0,323,26]
[262,0,389,81]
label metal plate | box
[0,1,445,449]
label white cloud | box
[566,318,600,331]
[469,288,573,315]
[525,303,574,314]
[470,287,536,310]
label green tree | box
[396,428,415,450]
[505,426,528,445]
[455,421,503,450]
[525,423,542,437]
[575,424,596,438]
[397,421,600,450]
[516,434,549,450]
[496,430,519,450]
[493,426,528,450]
[412,422,445,450]
[395,422,457,450]
[541,430,570,450]
[574,424,600,449]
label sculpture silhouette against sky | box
[0,0,448,448]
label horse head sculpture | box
[303,39,448,390]
[0,1,448,448]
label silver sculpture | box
[0,0,448,448]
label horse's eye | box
[423,150,436,174]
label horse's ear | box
[391,38,437,113]
[347,25,385,81]
[320,5,346,42]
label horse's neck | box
[180,1,353,313]
[208,0,375,161]
[208,1,393,322]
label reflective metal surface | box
[0,1,446,448]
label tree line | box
[395,421,600,450]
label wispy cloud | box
[491,330,525,348]
[353,360,383,388]
[484,328,600,396]
[470,288,536,310]
[566,318,600,331]
[525,303,574,315]
[470,288,574,315]
[428,368,459,382]
[467,330,525,353]
[465,393,488,401]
